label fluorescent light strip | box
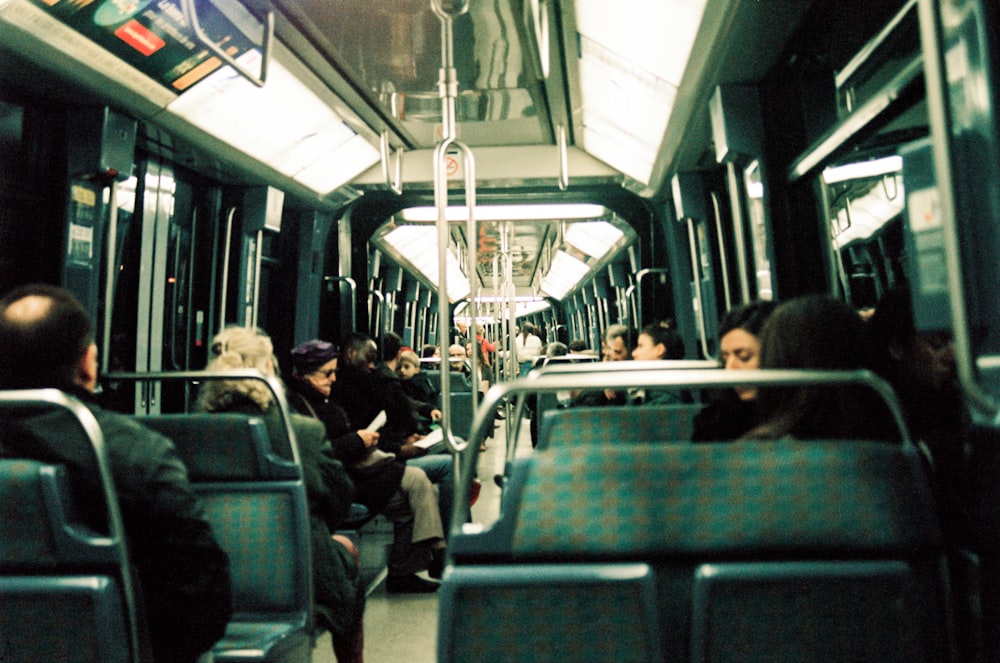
[822,155,903,184]
[400,204,607,222]
[564,221,625,259]
[540,250,591,299]
[380,226,470,301]
[167,44,379,195]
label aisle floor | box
[313,413,533,662]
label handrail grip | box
[103,370,302,467]
[380,130,403,195]
[179,0,273,88]
[0,389,144,663]
[325,276,358,332]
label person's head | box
[632,320,685,361]
[868,286,957,396]
[382,331,403,363]
[602,324,633,362]
[289,339,339,397]
[448,343,466,370]
[568,339,588,353]
[341,332,378,371]
[0,284,97,391]
[421,344,439,358]
[199,325,278,412]
[545,341,569,358]
[749,294,891,440]
[519,323,535,339]
[717,300,777,400]
[398,350,421,379]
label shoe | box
[428,549,446,579]
[386,573,440,594]
[468,478,482,507]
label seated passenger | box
[868,286,967,462]
[195,327,370,655]
[691,300,776,442]
[629,319,689,405]
[286,339,448,588]
[742,294,897,441]
[573,323,633,406]
[398,350,439,419]
[379,332,442,432]
[0,284,232,663]
[329,333,455,584]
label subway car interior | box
[3,0,1000,661]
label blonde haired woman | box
[197,326,366,662]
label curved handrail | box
[380,130,403,195]
[179,0,273,88]
[0,389,144,663]
[103,370,302,467]
[460,367,912,534]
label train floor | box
[312,411,534,662]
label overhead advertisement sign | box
[29,0,257,91]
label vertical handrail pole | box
[726,162,752,302]
[917,0,999,416]
[219,207,236,333]
[102,180,119,375]
[687,218,714,360]
[709,191,733,311]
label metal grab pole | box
[431,0,476,467]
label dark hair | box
[747,294,895,441]
[718,300,778,339]
[568,339,588,353]
[421,344,438,358]
[867,286,915,375]
[382,331,403,361]
[639,320,686,359]
[0,284,94,389]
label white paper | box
[365,410,387,432]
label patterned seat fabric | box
[512,441,940,556]
[538,403,704,449]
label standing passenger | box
[515,323,543,377]
[0,284,232,663]
[195,327,369,658]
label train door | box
[104,157,217,414]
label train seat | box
[446,440,951,662]
[537,403,704,450]
[1,391,149,663]
[139,413,313,663]
[0,459,134,663]
[438,563,662,663]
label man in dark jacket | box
[0,284,232,663]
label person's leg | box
[399,465,444,543]
[330,535,364,663]
[407,454,454,533]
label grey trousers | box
[382,466,444,575]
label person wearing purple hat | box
[288,338,445,593]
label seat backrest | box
[1,390,144,663]
[139,413,298,481]
[438,563,662,663]
[424,369,472,394]
[537,403,703,449]
[0,459,135,663]
[138,413,312,624]
[447,440,952,661]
